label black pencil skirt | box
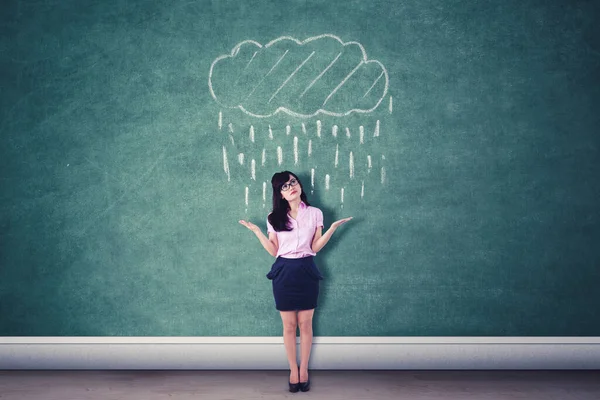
[266,256,324,311]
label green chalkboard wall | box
[1,0,599,336]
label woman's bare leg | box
[297,308,315,382]
[280,311,299,383]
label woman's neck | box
[288,198,301,212]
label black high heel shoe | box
[288,381,300,393]
[299,378,310,392]
[289,367,300,393]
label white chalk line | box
[363,70,385,98]
[243,51,258,71]
[322,60,364,107]
[223,146,230,181]
[244,49,289,101]
[233,51,258,86]
[299,51,342,98]
[268,51,315,104]
[294,136,299,165]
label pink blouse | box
[266,202,324,258]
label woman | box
[239,171,352,393]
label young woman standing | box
[239,171,352,392]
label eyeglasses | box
[280,178,299,192]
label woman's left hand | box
[331,217,353,229]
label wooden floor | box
[1,370,599,399]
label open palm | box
[331,217,353,229]
[239,220,260,233]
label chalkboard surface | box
[1,0,599,336]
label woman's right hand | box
[239,220,260,234]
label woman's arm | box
[239,220,279,257]
[311,217,353,253]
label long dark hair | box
[268,171,310,232]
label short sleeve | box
[315,208,324,228]
[266,215,275,234]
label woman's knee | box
[297,309,314,332]
[298,318,312,333]
[283,320,297,333]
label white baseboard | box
[1,337,599,369]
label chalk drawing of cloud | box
[209,34,389,118]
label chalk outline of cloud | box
[208,34,389,118]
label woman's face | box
[281,174,302,202]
